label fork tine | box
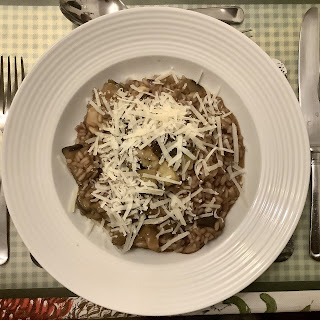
[6,57,12,113]
[0,57,4,114]
[13,57,18,96]
[21,57,25,81]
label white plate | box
[2,7,310,316]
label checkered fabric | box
[0,3,317,290]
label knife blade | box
[298,7,320,261]
[190,7,244,24]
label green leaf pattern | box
[260,293,277,313]
[223,296,251,314]
[221,293,312,314]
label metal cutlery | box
[298,7,320,261]
[0,56,25,265]
[59,0,244,26]
[190,7,244,24]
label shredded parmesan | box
[68,187,78,213]
[89,99,105,115]
[94,88,101,107]
[203,188,219,195]
[181,147,196,160]
[144,215,170,225]
[232,123,239,164]
[190,187,203,199]
[196,70,203,84]
[189,104,208,125]
[154,70,173,81]
[172,222,181,234]
[142,173,182,185]
[198,212,214,218]
[160,231,190,251]
[215,116,224,155]
[230,168,245,179]
[227,166,242,194]
[181,160,190,181]
[150,198,171,209]
[156,227,174,239]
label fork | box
[0,56,25,265]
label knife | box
[299,7,320,261]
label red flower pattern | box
[0,298,73,320]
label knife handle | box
[310,150,320,260]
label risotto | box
[62,72,245,253]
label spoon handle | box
[190,6,244,24]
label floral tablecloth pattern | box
[1,291,320,319]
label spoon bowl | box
[60,0,127,25]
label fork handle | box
[0,178,8,265]
[310,150,320,260]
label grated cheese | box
[142,173,182,185]
[213,209,224,222]
[156,227,174,239]
[181,147,197,160]
[85,137,96,144]
[190,187,203,199]
[223,138,232,151]
[233,163,244,171]
[160,231,190,251]
[204,147,217,162]
[172,222,181,234]
[89,99,105,115]
[194,92,208,119]
[203,188,219,195]
[230,168,245,179]
[190,136,206,151]
[196,70,203,84]
[222,111,232,118]
[189,104,208,125]
[101,96,113,116]
[144,215,170,225]
[160,220,171,229]
[150,198,171,209]
[200,203,221,209]
[232,123,239,164]
[68,187,78,213]
[207,160,223,173]
[198,212,214,218]
[94,88,101,107]
[172,72,179,84]
[181,160,190,181]
[157,138,173,163]
[227,166,242,194]
[215,116,224,155]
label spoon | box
[59,0,244,26]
